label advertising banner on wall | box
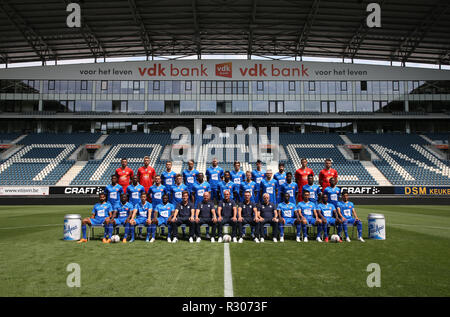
[0,186,49,196]
[0,60,449,81]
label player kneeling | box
[129,193,154,242]
[277,193,301,242]
[154,194,176,243]
[296,190,322,242]
[337,192,365,242]
[78,192,114,243]
[317,193,342,243]
[111,194,134,243]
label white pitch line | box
[0,224,60,230]
[390,223,450,230]
[224,242,234,297]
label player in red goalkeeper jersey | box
[294,158,314,202]
[115,158,134,193]
[319,158,338,192]
[137,156,156,193]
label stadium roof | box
[0,0,450,66]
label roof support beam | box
[0,0,56,64]
[128,0,154,60]
[192,0,201,59]
[295,0,320,58]
[392,1,449,66]
[247,0,257,59]
[62,0,106,61]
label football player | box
[78,192,113,243]
[337,192,365,242]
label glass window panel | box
[148,100,164,112]
[232,100,249,112]
[200,101,216,112]
[96,101,112,112]
[304,101,319,111]
[284,101,300,112]
[252,101,268,112]
[180,101,196,112]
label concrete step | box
[339,134,353,144]
[360,161,392,186]
[56,161,88,186]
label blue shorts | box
[90,217,106,226]
[211,188,219,200]
[281,217,296,226]
[157,217,169,226]
[304,216,316,225]
[323,217,336,226]
[344,217,360,225]
[134,217,149,226]
[114,217,128,226]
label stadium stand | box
[346,133,450,185]
[0,132,449,187]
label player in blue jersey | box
[206,158,224,203]
[148,175,167,209]
[302,174,322,204]
[316,193,341,243]
[273,163,287,203]
[161,161,176,187]
[129,192,154,242]
[191,173,211,208]
[230,161,245,201]
[111,193,134,243]
[170,174,189,205]
[277,193,301,242]
[251,159,265,203]
[296,190,322,242]
[322,177,341,208]
[337,191,365,242]
[218,171,239,201]
[126,174,147,238]
[182,159,199,196]
[104,174,124,206]
[78,192,113,243]
[154,194,176,243]
[260,169,278,204]
[280,172,298,205]
[240,171,257,203]
[191,173,212,238]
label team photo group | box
[77,156,365,244]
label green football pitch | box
[0,204,449,297]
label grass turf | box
[0,204,449,297]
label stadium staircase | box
[56,161,88,186]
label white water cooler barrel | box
[64,214,82,241]
[368,213,386,240]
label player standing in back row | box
[319,158,338,192]
[137,156,156,194]
[206,158,224,204]
[115,158,134,193]
[294,158,314,202]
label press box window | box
[308,81,315,91]
[360,81,367,91]
[185,81,192,91]
[289,81,295,91]
[340,81,347,91]
[48,80,55,90]
[101,81,108,90]
[257,81,264,91]
[393,81,399,91]
[153,81,160,90]
[81,80,88,91]
[133,81,140,91]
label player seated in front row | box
[337,192,365,242]
[154,194,176,243]
[129,192,154,242]
[296,190,322,242]
[216,190,238,243]
[78,192,114,243]
[257,193,279,243]
[111,193,134,243]
[172,191,196,243]
[237,191,261,243]
[194,192,218,243]
[316,193,341,243]
[277,193,301,242]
